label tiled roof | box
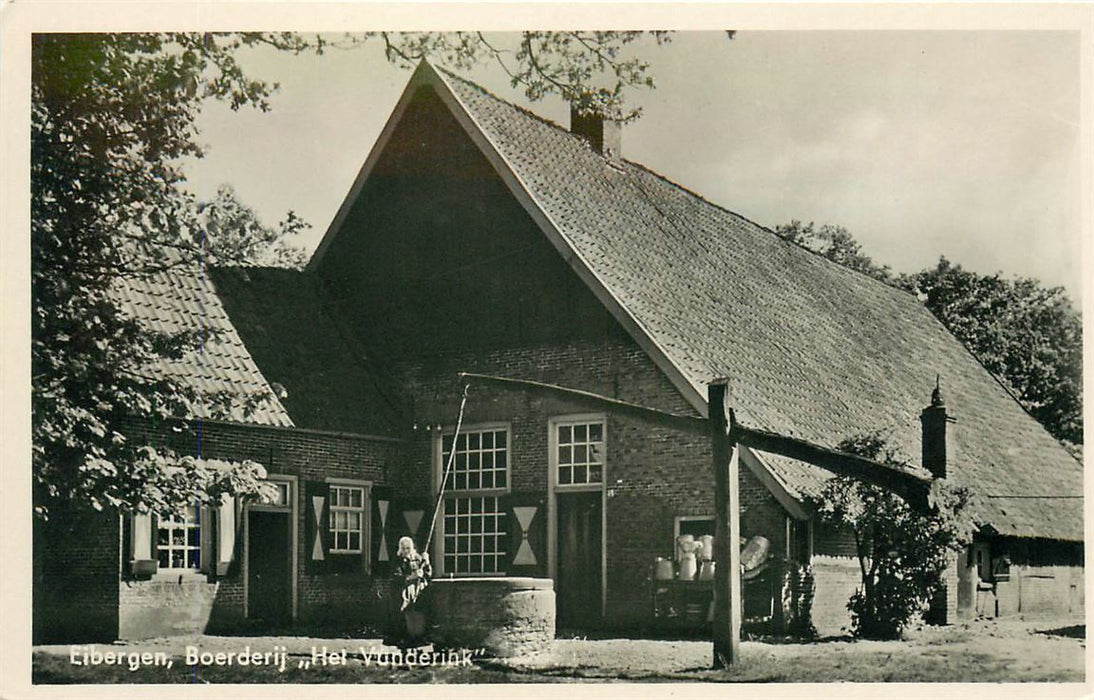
[113,262,294,427]
[429,66,1083,541]
[209,267,401,436]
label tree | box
[199,185,309,269]
[906,258,1083,447]
[357,30,720,120]
[31,32,318,519]
[32,31,696,519]
[809,435,976,640]
[774,220,894,283]
[777,222,1082,448]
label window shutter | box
[503,492,547,576]
[214,496,236,577]
[371,486,395,573]
[304,480,330,574]
[396,496,432,551]
[129,512,157,577]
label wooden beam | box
[456,372,707,434]
[732,423,932,512]
[456,371,932,512]
[710,380,741,668]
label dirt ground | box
[32,614,1086,684]
[506,616,1086,682]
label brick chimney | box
[570,106,621,158]
[920,377,955,479]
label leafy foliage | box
[905,257,1083,447]
[774,220,894,283]
[32,31,698,519]
[781,562,817,639]
[31,33,315,518]
[353,31,691,121]
[200,185,309,269]
[777,221,1082,447]
[808,434,976,640]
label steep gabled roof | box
[310,62,1082,541]
[115,262,402,437]
[114,263,293,427]
[209,266,401,435]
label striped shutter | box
[503,492,547,576]
[304,480,330,574]
[396,496,432,551]
[371,486,395,573]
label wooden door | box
[556,491,602,629]
[247,510,292,626]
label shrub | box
[808,434,977,639]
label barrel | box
[428,577,555,658]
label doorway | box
[247,509,292,626]
[555,490,603,629]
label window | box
[442,429,508,491]
[556,420,604,486]
[440,427,509,575]
[267,481,290,507]
[674,515,715,561]
[442,496,507,575]
[157,506,201,570]
[330,485,365,553]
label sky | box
[186,31,1083,299]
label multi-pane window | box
[440,428,509,575]
[330,485,365,553]
[557,421,604,485]
[442,430,508,491]
[442,496,507,575]
[157,506,201,570]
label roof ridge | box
[434,63,922,305]
[432,64,575,135]
[618,158,910,291]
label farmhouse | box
[33,61,1083,643]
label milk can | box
[699,534,714,561]
[676,535,701,581]
[698,560,716,581]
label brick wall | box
[739,465,789,558]
[33,512,121,643]
[37,419,404,641]
[808,521,861,636]
[810,555,860,637]
[384,339,795,627]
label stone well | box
[428,577,554,658]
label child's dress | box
[385,552,432,647]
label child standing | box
[385,536,432,648]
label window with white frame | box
[440,428,508,575]
[556,420,604,486]
[330,485,365,553]
[157,506,201,570]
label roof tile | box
[435,67,1083,541]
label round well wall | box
[429,577,555,658]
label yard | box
[32,616,1085,684]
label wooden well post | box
[709,379,741,668]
